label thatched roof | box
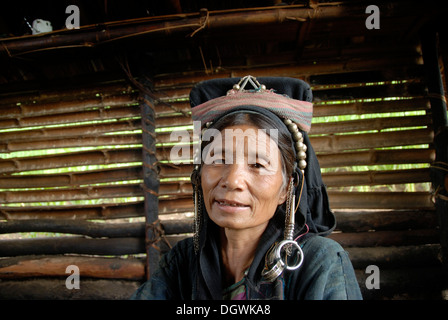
[0,0,442,93]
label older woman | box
[132,76,362,300]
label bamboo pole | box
[1,135,142,152]
[0,185,144,203]
[0,149,142,174]
[0,119,141,143]
[158,198,193,214]
[0,237,145,257]
[309,115,432,135]
[309,128,433,153]
[139,82,160,280]
[0,166,142,189]
[0,94,138,120]
[154,101,191,117]
[312,81,426,101]
[0,219,189,237]
[0,202,144,220]
[0,81,134,106]
[0,219,145,238]
[327,191,433,210]
[322,168,431,187]
[0,278,141,300]
[0,106,140,130]
[333,209,437,233]
[329,229,439,247]
[346,244,441,269]
[0,255,145,280]
[317,148,435,168]
[0,209,436,237]
[1,179,192,203]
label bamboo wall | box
[0,40,444,299]
[0,82,147,299]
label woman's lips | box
[214,199,250,212]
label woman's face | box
[201,124,287,232]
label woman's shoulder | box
[161,237,195,266]
[300,235,345,260]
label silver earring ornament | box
[191,167,202,255]
[261,118,307,281]
[261,176,305,282]
[191,121,214,254]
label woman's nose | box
[220,164,246,190]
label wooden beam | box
[0,202,144,220]
[0,219,145,238]
[329,228,439,247]
[0,278,141,300]
[0,255,145,280]
[0,237,146,257]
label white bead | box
[288,123,298,132]
[292,131,303,142]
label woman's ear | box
[277,179,289,205]
[278,191,287,205]
[191,165,202,186]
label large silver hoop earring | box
[261,175,304,282]
[261,118,308,281]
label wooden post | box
[421,27,448,271]
[139,82,161,280]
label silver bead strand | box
[284,118,307,170]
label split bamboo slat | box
[0,149,142,174]
[0,119,141,143]
[0,203,144,220]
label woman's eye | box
[211,158,224,165]
[252,162,266,169]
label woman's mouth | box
[214,199,250,211]
[215,199,248,207]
